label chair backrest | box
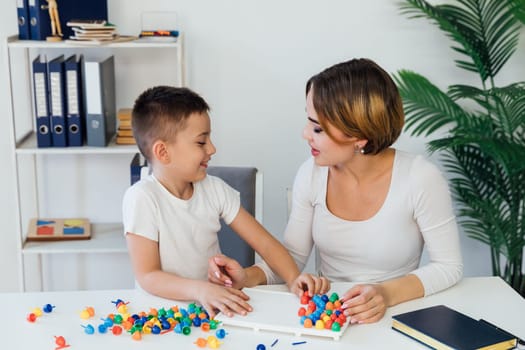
[207,166,258,267]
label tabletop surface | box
[1,277,523,349]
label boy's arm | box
[229,208,300,288]
[126,233,251,318]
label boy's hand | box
[208,254,247,289]
[199,282,252,319]
[289,273,330,298]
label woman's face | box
[303,89,356,167]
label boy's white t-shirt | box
[122,174,240,280]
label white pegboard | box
[215,287,350,341]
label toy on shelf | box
[136,11,179,42]
[46,0,63,41]
[26,218,91,241]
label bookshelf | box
[4,34,185,291]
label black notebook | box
[392,305,517,350]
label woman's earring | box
[360,148,365,154]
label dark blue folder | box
[32,55,52,147]
[28,0,108,41]
[65,55,84,147]
[48,55,67,147]
[17,0,30,40]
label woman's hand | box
[197,281,251,319]
[289,273,331,298]
[208,254,247,289]
[340,284,387,324]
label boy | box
[123,86,322,318]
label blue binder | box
[65,55,84,147]
[32,55,52,147]
[17,0,30,40]
[130,153,148,185]
[28,0,51,41]
[48,55,67,147]
[83,56,116,147]
[28,0,108,41]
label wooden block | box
[118,119,132,128]
[117,129,134,137]
[27,218,91,241]
[117,108,132,120]
[116,136,136,145]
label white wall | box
[1,0,524,291]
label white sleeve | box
[207,176,240,225]
[122,183,159,242]
[256,159,315,284]
[409,157,463,295]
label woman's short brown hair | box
[306,58,404,155]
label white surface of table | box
[1,277,523,349]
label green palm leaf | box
[398,0,525,295]
[400,0,521,82]
[395,70,466,136]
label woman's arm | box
[341,157,463,324]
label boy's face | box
[164,112,216,183]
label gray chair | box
[207,166,258,267]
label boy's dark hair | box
[132,86,210,162]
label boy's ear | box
[151,140,170,164]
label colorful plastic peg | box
[194,337,207,348]
[112,325,123,335]
[215,329,227,339]
[43,304,55,313]
[54,335,70,350]
[207,336,222,349]
[32,307,43,317]
[81,324,95,335]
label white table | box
[1,277,523,349]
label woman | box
[209,58,463,324]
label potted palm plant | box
[394,0,525,296]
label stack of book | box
[116,108,135,145]
[66,20,134,45]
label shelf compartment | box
[22,223,127,254]
[7,37,182,49]
[15,132,138,155]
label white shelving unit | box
[4,35,185,291]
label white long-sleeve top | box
[258,150,463,296]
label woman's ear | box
[356,140,368,149]
[151,140,169,164]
